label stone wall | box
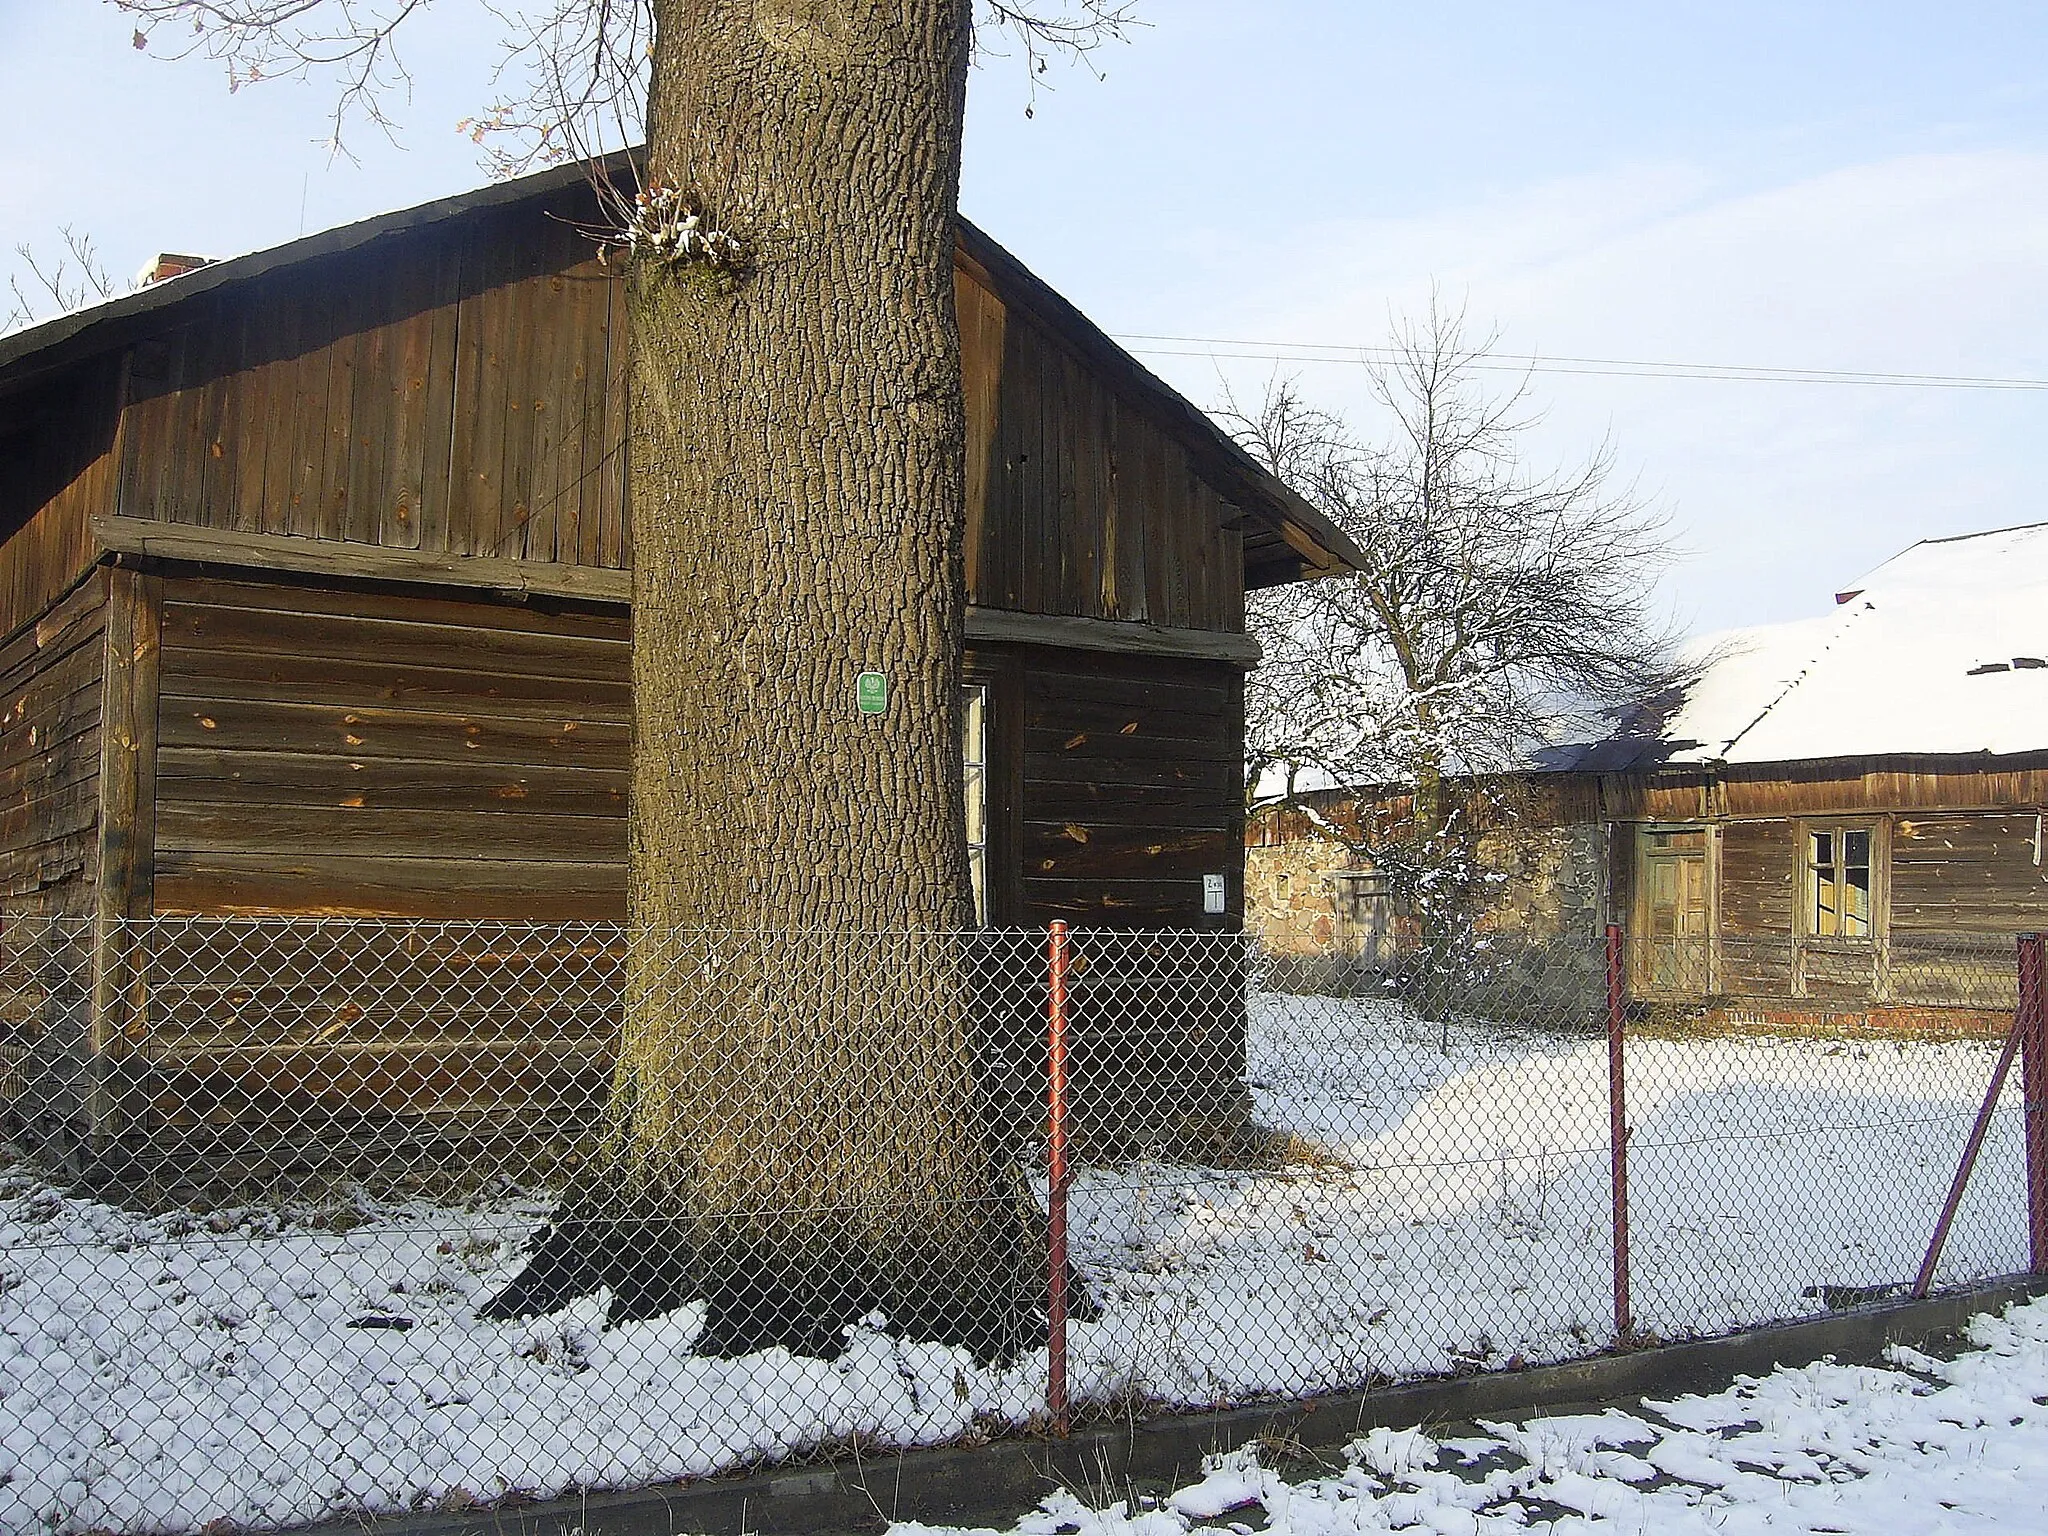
[1244,805,1610,960]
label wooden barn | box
[0,158,1361,1165]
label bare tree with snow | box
[1228,301,1682,955]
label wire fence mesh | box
[0,917,2039,1533]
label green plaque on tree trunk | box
[856,671,889,715]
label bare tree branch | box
[976,1,1141,114]
[110,0,1140,172]
[113,0,433,158]
[1226,302,1687,938]
[5,228,123,335]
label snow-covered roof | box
[1646,522,2048,767]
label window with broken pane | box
[1808,826,1873,938]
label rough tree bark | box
[485,0,1044,1362]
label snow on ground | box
[0,995,2027,1533]
[892,1290,2048,1535]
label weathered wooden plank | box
[227,302,276,536]
[162,570,627,636]
[1022,692,1231,741]
[316,292,362,543]
[967,607,1257,664]
[1019,782,1241,827]
[157,802,627,862]
[1023,750,1239,792]
[413,232,464,555]
[389,261,441,552]
[549,265,594,567]
[0,776,102,851]
[156,746,628,817]
[0,574,110,675]
[94,515,635,604]
[0,641,105,748]
[1024,725,1243,765]
[159,608,626,688]
[279,284,337,540]
[1022,875,1227,925]
[957,267,1004,607]
[1009,311,1046,614]
[188,317,243,536]
[153,851,625,918]
[1023,822,1234,881]
[0,682,103,789]
[156,694,629,767]
[594,263,630,570]
[250,295,305,539]
[519,268,571,563]
[158,643,631,717]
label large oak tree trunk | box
[486,0,1044,1362]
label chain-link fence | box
[0,917,2041,1534]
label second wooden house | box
[1246,524,2048,1033]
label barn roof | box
[0,154,1363,585]
[1597,521,2048,770]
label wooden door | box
[1638,828,1710,995]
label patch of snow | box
[901,1289,2048,1534]
[0,994,2026,1533]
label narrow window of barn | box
[1840,829,1873,936]
[963,684,989,925]
[1810,831,1838,934]
[1808,827,1874,938]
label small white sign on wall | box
[1202,873,1227,915]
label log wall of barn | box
[1890,813,2048,932]
[1014,652,1243,928]
[0,572,107,1133]
[89,576,1251,1149]
[1716,818,1796,995]
[149,575,630,920]
[1886,812,2047,1008]
[139,577,1246,929]
[0,575,108,910]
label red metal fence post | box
[1046,920,1071,1435]
[2020,933,2048,1274]
[1913,1007,2026,1299]
[1605,922,1632,1343]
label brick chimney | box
[143,253,215,285]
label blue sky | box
[4,1,2045,634]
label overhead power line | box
[1109,333,2048,392]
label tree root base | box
[479,1209,1093,1367]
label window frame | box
[959,656,1017,928]
[1801,818,1880,944]
[961,680,990,927]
